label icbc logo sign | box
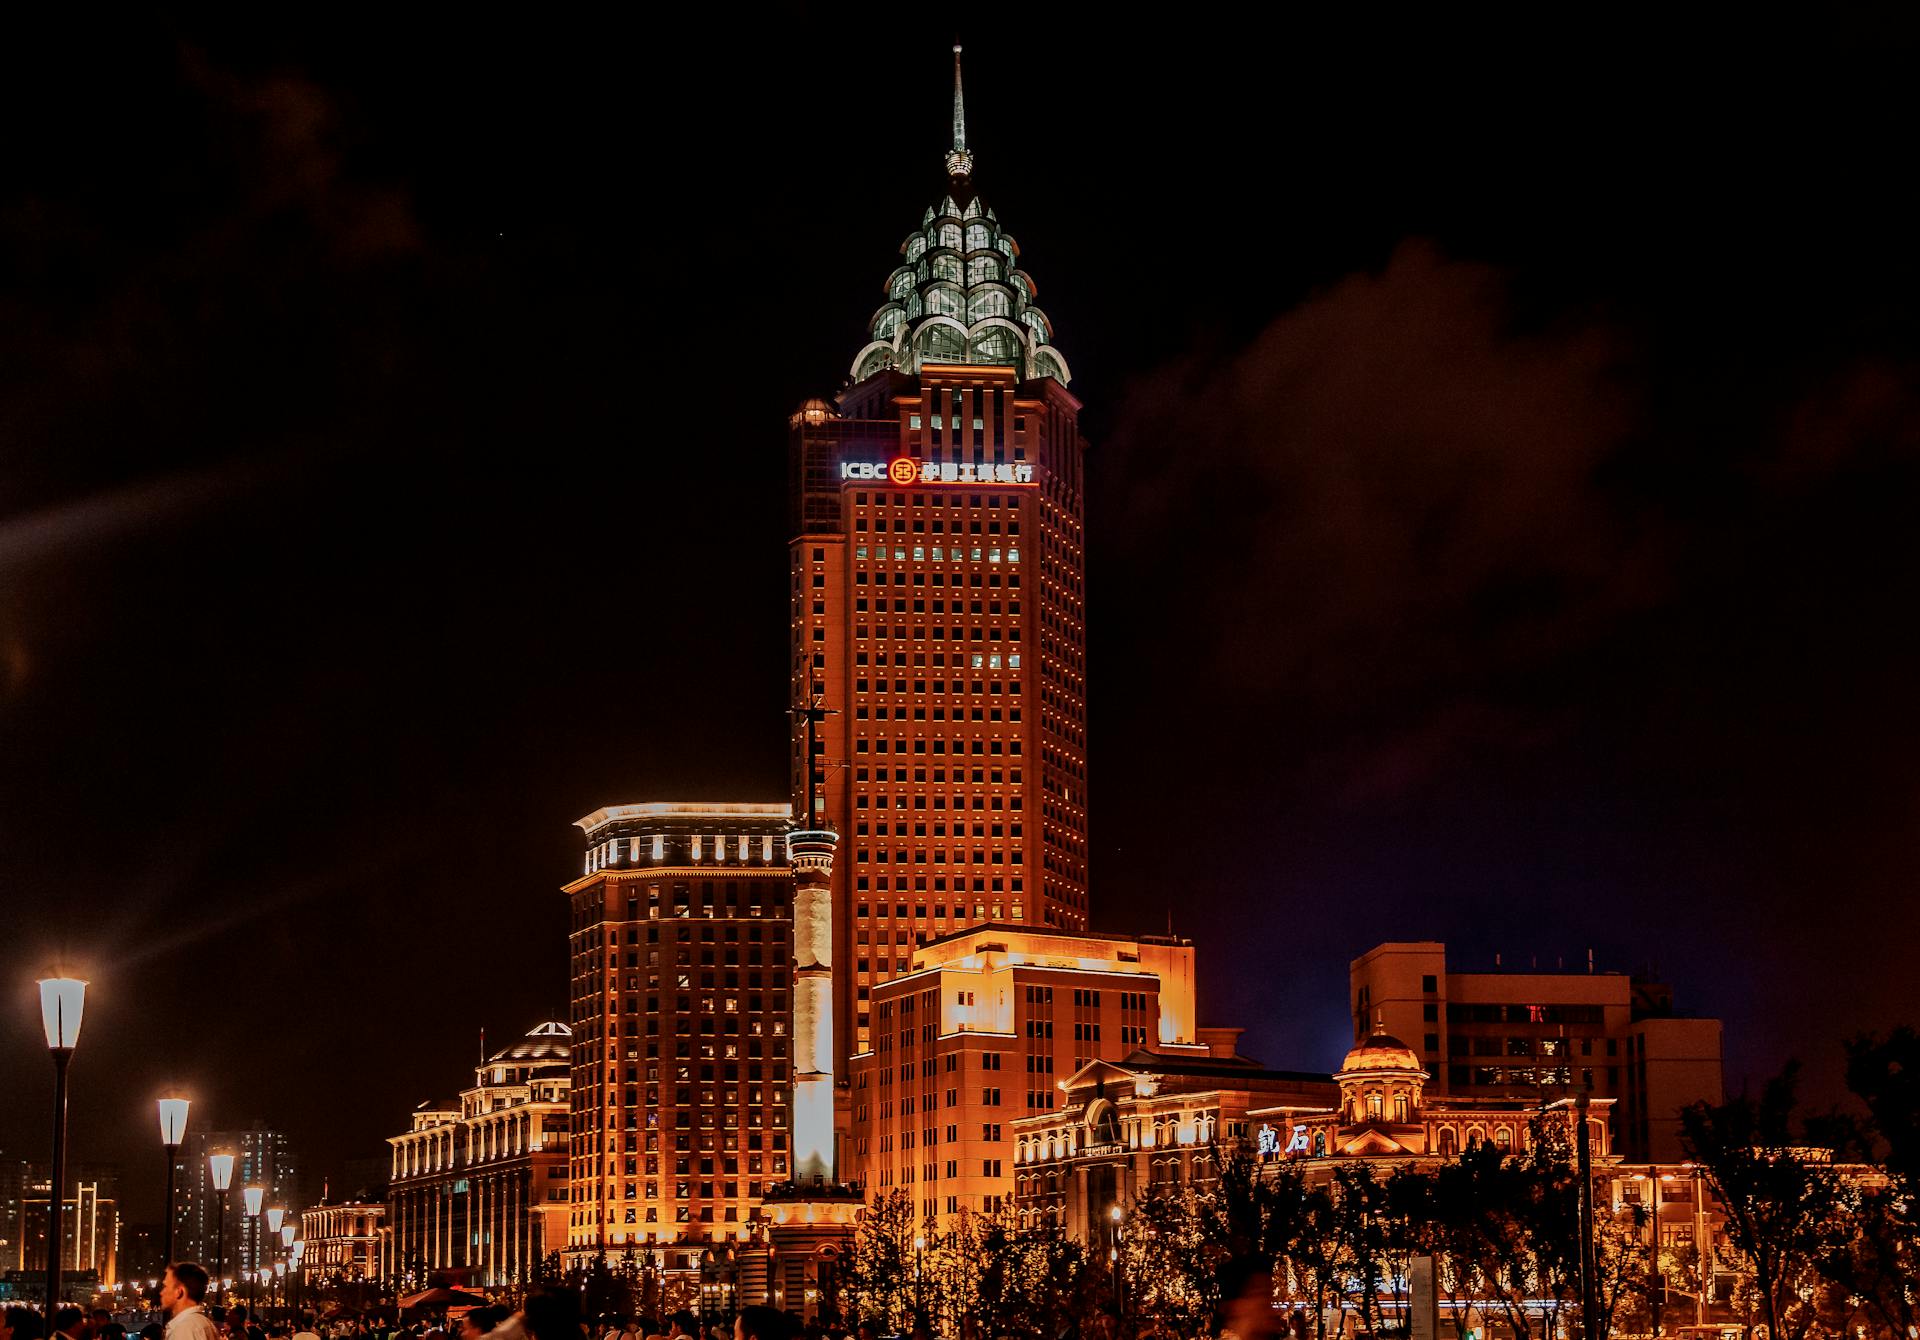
[888,458,919,485]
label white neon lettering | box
[841,460,1037,485]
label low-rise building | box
[1012,1042,1335,1240]
[849,924,1205,1232]
[385,1022,571,1287]
[1349,941,1723,1161]
[298,1200,383,1280]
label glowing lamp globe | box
[38,977,88,1051]
[280,1224,295,1248]
[209,1153,236,1192]
[243,1186,265,1217]
[266,1206,285,1234]
[158,1098,191,1147]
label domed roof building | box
[846,46,1071,389]
[479,1019,571,1078]
[387,1021,573,1287]
[1338,1027,1427,1077]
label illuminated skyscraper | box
[563,803,800,1262]
[789,47,1090,1065]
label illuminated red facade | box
[789,361,1089,1065]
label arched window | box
[1366,1092,1383,1122]
[873,309,903,342]
[889,271,915,302]
[920,324,965,361]
[904,292,924,319]
[1438,1127,1457,1157]
[933,254,963,283]
[939,223,962,250]
[1312,1130,1326,1157]
[925,286,964,319]
[965,222,993,252]
[1393,1093,1409,1124]
[1021,309,1050,345]
[1495,1127,1513,1151]
[968,288,1011,321]
[905,235,927,263]
[968,255,1001,285]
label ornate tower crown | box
[848,45,1071,388]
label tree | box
[1329,1163,1395,1336]
[1120,1181,1219,1339]
[1279,1183,1345,1340]
[974,1209,1092,1340]
[1680,1064,1855,1340]
[843,1189,919,1333]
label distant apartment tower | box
[848,925,1202,1231]
[1349,941,1724,1161]
[175,1126,299,1280]
[563,804,801,1265]
[788,50,1090,1071]
[385,1022,571,1287]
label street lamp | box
[159,1098,191,1273]
[913,1234,926,1327]
[244,1186,265,1309]
[210,1154,236,1303]
[266,1208,286,1316]
[280,1225,295,1313]
[38,976,87,1313]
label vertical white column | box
[787,829,839,1183]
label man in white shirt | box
[161,1263,221,1340]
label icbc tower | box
[788,47,1090,1069]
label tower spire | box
[952,44,967,153]
[945,44,974,180]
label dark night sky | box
[4,10,1919,1215]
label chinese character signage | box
[841,458,1036,485]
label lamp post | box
[913,1234,926,1328]
[210,1154,236,1303]
[280,1224,296,1315]
[158,1098,191,1273]
[39,977,88,1313]
[267,1208,286,1317]
[1109,1203,1125,1323]
[289,1238,304,1314]
[244,1186,265,1310]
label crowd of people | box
[1,1266,828,1340]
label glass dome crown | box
[848,46,1071,388]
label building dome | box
[488,1020,572,1066]
[1340,1030,1425,1076]
[847,47,1071,389]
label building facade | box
[788,48,1091,1072]
[299,1200,384,1280]
[1349,941,1724,1161]
[848,925,1205,1232]
[386,1022,571,1287]
[563,804,799,1266]
[172,1126,300,1282]
[1012,1045,1336,1242]
[8,1163,121,1287]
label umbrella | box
[399,1287,490,1311]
